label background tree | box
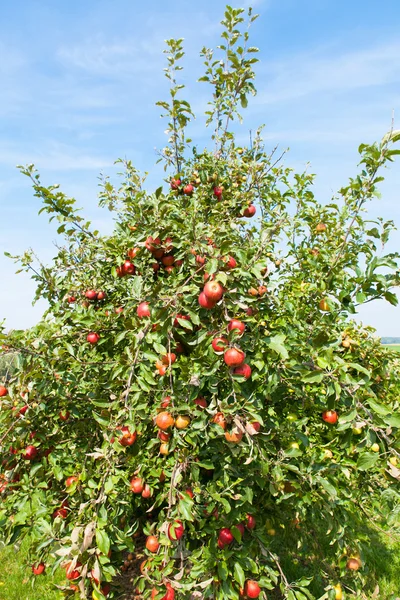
[1,6,400,600]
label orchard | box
[1,6,400,600]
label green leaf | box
[367,397,390,416]
[267,334,288,360]
[318,477,337,498]
[96,529,110,556]
[233,562,245,587]
[301,371,324,383]
[357,452,379,471]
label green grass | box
[383,344,400,352]
[0,538,63,600]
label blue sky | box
[1,0,399,334]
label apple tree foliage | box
[1,6,400,600]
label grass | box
[383,344,400,352]
[0,527,400,599]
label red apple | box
[66,476,79,487]
[162,255,175,267]
[228,319,245,335]
[203,281,224,302]
[170,179,181,190]
[59,410,70,421]
[218,528,234,546]
[137,302,151,318]
[85,289,97,300]
[196,255,206,266]
[127,247,139,259]
[233,363,252,379]
[168,519,184,541]
[122,260,135,275]
[322,410,338,424]
[97,291,106,301]
[161,353,177,366]
[64,561,82,580]
[213,186,223,199]
[194,397,207,408]
[212,336,228,353]
[243,204,256,218]
[23,445,38,460]
[53,507,68,519]
[32,562,46,575]
[67,296,76,303]
[19,405,29,416]
[119,426,137,446]
[224,348,245,367]
[130,477,145,494]
[142,484,152,498]
[244,580,261,598]
[246,514,256,530]
[223,255,237,269]
[183,184,194,195]
[198,291,216,309]
[87,332,100,344]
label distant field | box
[383,344,400,352]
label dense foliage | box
[1,6,400,600]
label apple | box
[168,519,184,541]
[246,307,255,316]
[334,583,343,600]
[119,426,137,446]
[243,204,256,218]
[319,298,330,311]
[87,332,100,344]
[194,397,207,408]
[212,336,228,353]
[66,476,79,487]
[218,528,234,546]
[156,412,175,430]
[122,260,135,275]
[316,222,327,233]
[175,259,183,268]
[198,291,216,309]
[64,561,82,580]
[137,302,150,318]
[246,514,256,530]
[146,535,160,553]
[85,289,97,300]
[130,477,145,494]
[165,265,175,274]
[97,291,106,301]
[116,265,126,277]
[115,306,124,314]
[223,255,237,269]
[32,562,45,575]
[389,456,398,466]
[158,430,170,442]
[224,347,245,367]
[346,557,362,571]
[163,237,174,252]
[183,184,194,195]
[203,281,224,302]
[196,255,206,265]
[244,580,261,598]
[127,247,139,259]
[322,410,338,424]
[152,262,160,272]
[59,410,70,421]
[170,178,181,190]
[162,255,175,266]
[175,415,191,429]
[160,442,169,455]
[174,342,184,353]
[151,583,175,600]
[53,507,68,519]
[234,523,245,537]
[225,429,243,443]
[67,296,76,303]
[213,186,223,199]
[180,488,194,500]
[248,287,259,297]
[19,405,29,416]
[212,412,227,430]
[371,443,380,452]
[0,386,8,397]
[228,319,245,335]
[161,396,172,408]
[258,285,267,296]
[23,445,38,460]
[161,353,176,366]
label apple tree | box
[1,6,400,600]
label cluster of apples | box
[116,246,138,278]
[154,407,191,455]
[144,235,183,275]
[211,319,252,380]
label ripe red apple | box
[183,184,194,195]
[228,319,245,335]
[170,178,181,190]
[145,236,162,253]
[243,204,256,218]
[212,412,227,429]
[23,445,38,460]
[223,255,237,269]
[174,342,184,354]
[218,528,234,546]
[116,265,126,278]
[196,255,206,266]
[142,483,151,498]
[130,477,145,494]
[180,488,194,499]
[163,237,174,252]
[234,523,245,537]
[53,507,68,519]
[160,396,172,408]
[66,476,79,487]
[67,296,76,303]
[87,332,100,344]
[246,514,256,530]
[194,397,207,408]
[162,255,175,266]
[244,580,261,598]
[119,426,137,446]
[198,292,216,309]
[156,412,175,430]
[59,410,70,421]
[165,265,175,274]
[97,291,106,301]
[233,363,252,379]
[19,405,29,416]
[137,302,151,318]
[32,563,45,575]
[168,519,184,541]
[64,561,82,580]
[203,280,224,302]
[85,289,97,300]
[213,186,223,199]
[146,535,159,553]
[212,336,228,353]
[224,348,245,367]
[152,262,160,272]
[161,353,176,366]
[127,247,139,259]
[322,410,338,424]
[122,260,135,275]
[175,259,183,268]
